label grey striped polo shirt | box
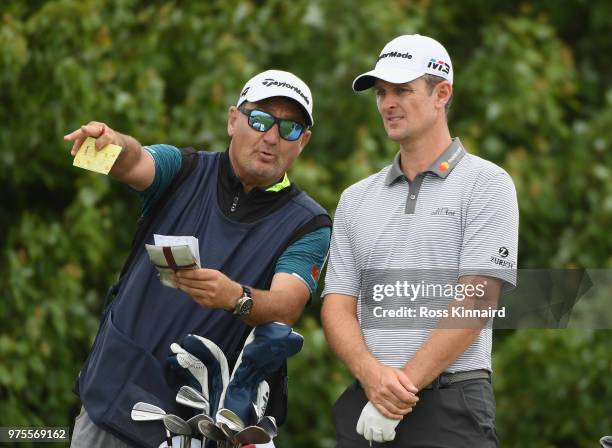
[323,138,519,372]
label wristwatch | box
[233,285,253,316]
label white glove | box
[356,401,400,443]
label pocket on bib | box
[79,311,177,448]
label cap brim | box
[352,68,425,91]
[238,92,313,127]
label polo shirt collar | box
[385,137,466,185]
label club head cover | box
[167,342,209,394]
[219,322,304,425]
[182,334,229,418]
[255,380,270,419]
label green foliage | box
[279,316,352,448]
[1,1,610,447]
[494,330,612,446]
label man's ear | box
[298,129,312,154]
[435,81,452,110]
[227,106,238,138]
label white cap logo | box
[353,34,453,91]
[237,70,314,126]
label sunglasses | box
[238,107,307,141]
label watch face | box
[238,297,253,316]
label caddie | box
[65,69,331,448]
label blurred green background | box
[1,0,611,446]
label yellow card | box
[73,137,122,175]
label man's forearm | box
[403,276,501,389]
[109,132,152,188]
[322,294,419,418]
[403,328,481,390]
[321,296,378,382]
[174,270,310,327]
[242,288,307,327]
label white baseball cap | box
[352,34,453,91]
[237,69,314,126]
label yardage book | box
[73,137,122,175]
[145,235,201,288]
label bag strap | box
[102,147,200,312]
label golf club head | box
[186,414,211,433]
[163,414,192,437]
[132,402,173,447]
[257,415,278,438]
[216,408,245,432]
[234,425,272,445]
[180,385,209,402]
[197,419,227,442]
[218,421,238,441]
[131,401,166,421]
[176,386,210,414]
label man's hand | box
[64,121,154,189]
[358,358,419,419]
[356,401,401,443]
[174,268,243,311]
[64,121,125,156]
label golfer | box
[65,70,331,447]
[321,34,518,446]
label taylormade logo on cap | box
[237,69,314,126]
[262,78,310,105]
[377,51,413,61]
[353,34,453,91]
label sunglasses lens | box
[243,108,305,141]
[279,120,304,141]
[248,110,275,132]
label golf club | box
[197,419,227,442]
[257,415,278,438]
[177,385,210,414]
[216,408,245,432]
[131,401,173,447]
[186,414,211,447]
[234,425,272,444]
[164,414,192,448]
[218,421,238,441]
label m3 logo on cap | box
[427,58,450,74]
[240,87,250,97]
